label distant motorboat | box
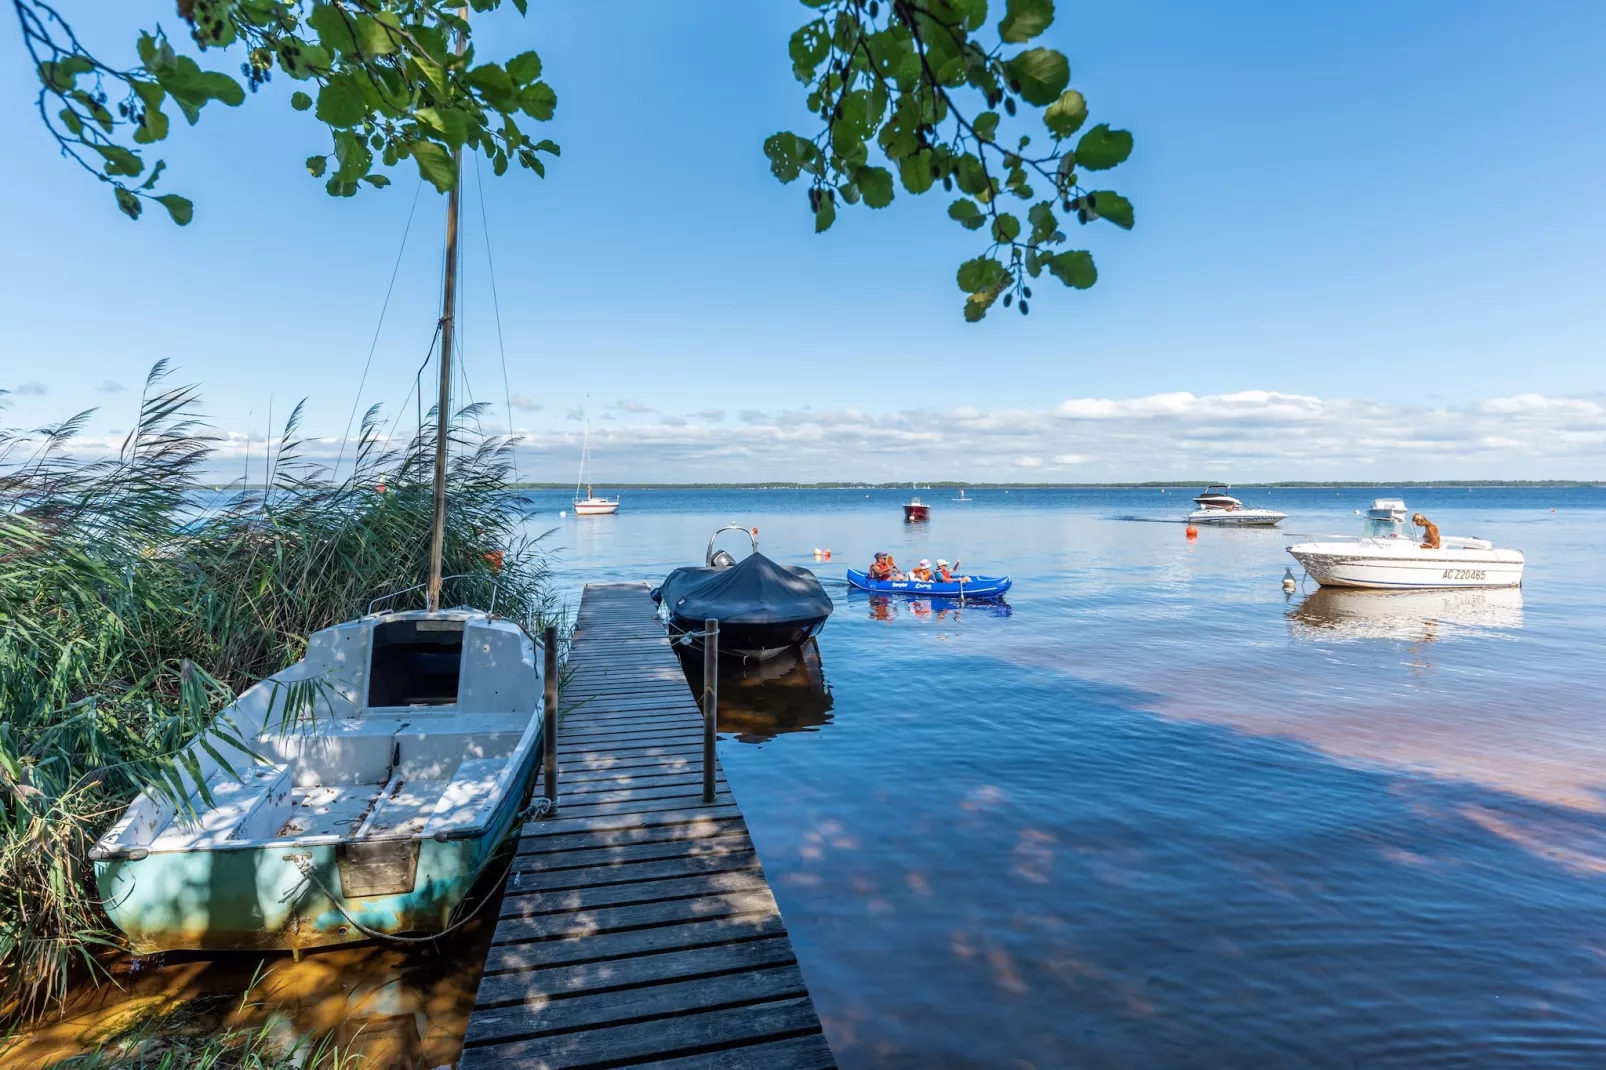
[1187,484,1287,527]
[1286,499,1525,589]
[904,496,930,522]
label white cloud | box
[694,408,726,421]
[14,381,46,396]
[615,398,654,414]
[565,406,584,421]
[23,389,1604,483]
[510,394,542,412]
[97,380,126,394]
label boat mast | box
[574,420,590,502]
[427,10,468,613]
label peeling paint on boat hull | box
[95,752,535,954]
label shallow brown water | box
[5,897,497,1069]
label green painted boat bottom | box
[459,583,836,1069]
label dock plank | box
[465,583,833,1068]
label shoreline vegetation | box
[0,367,552,1045]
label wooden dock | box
[460,583,836,1069]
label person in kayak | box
[935,559,969,583]
[868,552,895,581]
[1412,512,1441,550]
[910,559,934,581]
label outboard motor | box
[710,549,738,568]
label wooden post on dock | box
[702,618,718,803]
[542,624,558,806]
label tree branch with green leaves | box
[12,0,559,223]
[15,0,1132,321]
[764,0,1134,319]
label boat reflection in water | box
[674,638,834,744]
[853,591,1014,623]
[1288,585,1524,644]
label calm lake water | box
[14,487,1606,1068]
[533,486,1606,1069]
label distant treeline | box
[496,480,1604,490]
[201,479,1604,491]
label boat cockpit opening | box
[368,618,464,706]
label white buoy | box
[1282,567,1298,592]
[559,510,567,518]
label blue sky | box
[3,0,1604,481]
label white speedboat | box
[1286,499,1524,589]
[1187,484,1287,526]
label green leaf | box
[764,131,803,182]
[1086,190,1133,228]
[468,64,515,106]
[1028,201,1057,242]
[94,144,143,177]
[39,55,92,92]
[1004,48,1070,106]
[154,193,193,226]
[412,140,456,192]
[814,191,836,232]
[992,213,1021,243]
[290,91,313,112]
[957,256,1006,294]
[964,290,999,322]
[790,19,830,75]
[417,107,469,147]
[363,173,391,188]
[333,130,372,180]
[974,111,1000,142]
[519,82,557,121]
[506,50,544,84]
[999,0,1055,44]
[195,71,245,107]
[1048,249,1097,288]
[114,187,142,220]
[510,0,527,12]
[1044,89,1087,139]
[306,154,327,177]
[857,165,894,208]
[315,76,366,127]
[947,197,987,230]
[307,2,358,55]
[1075,124,1133,170]
[354,13,400,57]
[533,138,560,155]
[132,106,170,144]
[898,150,936,194]
[956,153,988,197]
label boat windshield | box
[1361,516,1404,538]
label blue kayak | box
[846,568,1011,600]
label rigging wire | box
[472,152,518,479]
[335,177,425,479]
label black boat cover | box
[656,552,833,626]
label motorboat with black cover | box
[652,525,833,661]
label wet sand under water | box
[4,898,497,1069]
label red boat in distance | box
[904,496,930,522]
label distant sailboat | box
[572,420,619,516]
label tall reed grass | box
[0,364,552,1022]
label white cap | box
[919,559,931,567]
[936,559,948,566]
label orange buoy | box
[483,549,504,572]
[1185,525,1198,539]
